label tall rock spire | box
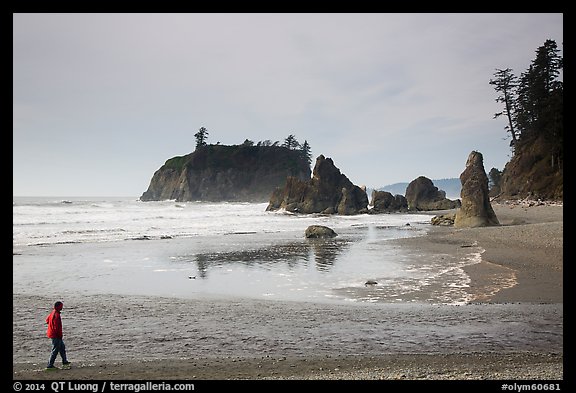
[454,151,500,228]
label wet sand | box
[13,203,563,381]
[406,203,563,304]
[12,351,563,381]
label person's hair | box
[54,301,63,310]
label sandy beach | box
[12,202,563,382]
[398,202,563,304]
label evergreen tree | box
[514,39,562,144]
[282,134,300,150]
[194,127,209,149]
[490,39,563,171]
[515,40,563,169]
[489,68,518,150]
[300,140,312,166]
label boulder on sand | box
[305,225,338,239]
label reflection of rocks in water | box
[192,243,310,278]
[196,243,309,265]
[181,239,350,277]
[307,239,347,272]
[195,257,210,279]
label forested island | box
[140,134,312,202]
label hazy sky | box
[13,13,563,197]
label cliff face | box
[140,144,311,202]
[498,135,563,201]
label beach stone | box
[454,151,500,228]
[431,213,456,226]
[305,225,338,238]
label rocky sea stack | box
[266,155,368,215]
[140,144,311,202]
[369,191,408,213]
[454,151,500,228]
[405,176,460,211]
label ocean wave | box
[12,197,433,248]
[61,228,127,234]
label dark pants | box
[48,338,68,367]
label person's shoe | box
[45,365,58,370]
[62,361,71,366]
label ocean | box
[13,196,481,305]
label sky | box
[13,13,563,197]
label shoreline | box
[13,203,563,381]
[414,202,563,304]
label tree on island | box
[189,130,314,169]
[282,134,301,150]
[300,140,312,166]
[194,127,209,149]
[282,134,312,165]
[281,134,313,166]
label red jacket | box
[46,310,63,339]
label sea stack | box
[405,176,460,211]
[266,155,368,215]
[454,151,499,228]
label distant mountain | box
[378,178,461,200]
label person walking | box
[45,301,71,370]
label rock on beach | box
[305,225,338,238]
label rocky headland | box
[497,136,563,201]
